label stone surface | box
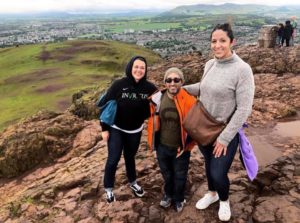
[0,45,300,222]
[0,111,96,178]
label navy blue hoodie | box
[99,56,157,131]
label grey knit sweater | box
[184,52,255,146]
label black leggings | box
[104,127,142,188]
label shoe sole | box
[196,197,219,210]
[160,202,171,208]
[176,208,183,213]
[175,199,186,212]
[106,197,116,203]
[219,216,231,222]
[132,190,145,197]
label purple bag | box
[238,123,258,181]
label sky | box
[1,0,297,14]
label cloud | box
[0,0,292,13]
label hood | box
[125,56,148,83]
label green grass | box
[0,40,161,131]
[105,21,181,33]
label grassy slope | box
[0,40,161,130]
[108,21,181,32]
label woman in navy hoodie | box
[99,56,157,203]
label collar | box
[214,51,237,64]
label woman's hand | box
[101,131,109,142]
[213,141,227,158]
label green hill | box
[0,40,161,131]
[162,3,300,17]
[162,3,273,16]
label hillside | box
[0,40,161,131]
[0,45,299,222]
[162,3,300,17]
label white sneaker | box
[218,200,231,221]
[105,190,116,203]
[196,192,219,210]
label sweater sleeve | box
[183,83,200,97]
[217,64,255,146]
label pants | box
[199,134,239,201]
[276,36,282,45]
[282,37,290,47]
[157,144,191,202]
[104,127,142,188]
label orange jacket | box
[147,88,197,155]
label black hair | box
[285,20,291,25]
[210,23,234,43]
[125,56,147,80]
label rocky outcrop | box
[0,45,300,222]
[0,111,101,178]
[147,45,300,85]
[69,88,103,121]
[249,73,300,127]
[236,45,300,74]
[148,51,206,86]
[0,132,299,222]
[69,75,121,121]
[253,153,300,222]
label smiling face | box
[211,29,234,59]
[165,72,183,96]
[131,59,146,82]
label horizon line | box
[1,3,300,15]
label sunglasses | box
[165,77,181,83]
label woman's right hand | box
[101,131,109,142]
[213,141,227,158]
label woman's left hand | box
[213,141,227,158]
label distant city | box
[0,17,264,57]
[1,3,299,57]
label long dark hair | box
[210,23,234,43]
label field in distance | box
[0,40,161,131]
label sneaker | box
[106,190,116,203]
[160,194,172,208]
[195,192,219,210]
[175,200,186,213]
[130,183,145,197]
[218,200,231,221]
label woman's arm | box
[183,83,200,97]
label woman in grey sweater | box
[184,23,255,221]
